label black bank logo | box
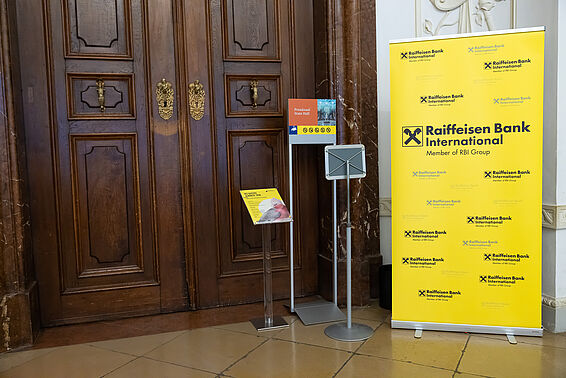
[427,199,460,209]
[401,48,444,62]
[479,274,525,287]
[484,169,531,182]
[462,239,499,248]
[403,256,444,268]
[421,121,531,149]
[484,253,530,266]
[467,215,512,227]
[468,44,504,54]
[402,126,423,147]
[484,58,532,72]
[493,96,532,106]
[404,229,447,241]
[420,94,463,107]
[418,289,461,301]
[412,170,447,179]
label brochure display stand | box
[241,189,292,331]
[323,144,373,342]
[288,99,346,325]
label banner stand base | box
[391,320,543,337]
[325,322,374,342]
[250,316,289,332]
[414,329,422,339]
[506,334,518,344]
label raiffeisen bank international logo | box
[420,94,464,106]
[483,58,532,72]
[402,126,423,147]
[401,48,444,62]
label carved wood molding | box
[542,204,566,229]
[542,294,566,309]
[379,197,392,217]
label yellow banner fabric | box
[390,29,544,330]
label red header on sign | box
[288,99,318,126]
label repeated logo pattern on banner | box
[390,29,544,330]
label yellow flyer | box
[390,28,544,335]
[240,188,291,225]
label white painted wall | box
[376,0,566,313]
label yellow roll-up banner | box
[390,28,544,335]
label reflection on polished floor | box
[1,301,566,377]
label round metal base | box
[324,322,374,342]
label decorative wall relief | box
[415,0,517,37]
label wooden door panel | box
[225,74,282,116]
[18,0,186,325]
[63,0,132,58]
[67,74,135,119]
[226,129,287,275]
[185,0,317,307]
[67,134,157,290]
[223,0,280,60]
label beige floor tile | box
[275,318,380,352]
[0,344,134,378]
[357,325,467,370]
[458,335,566,378]
[0,348,54,373]
[225,338,350,378]
[145,327,266,373]
[351,305,391,323]
[515,331,566,349]
[105,357,215,377]
[89,331,186,356]
[214,316,298,337]
[336,354,454,378]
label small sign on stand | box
[241,188,292,331]
[323,144,374,342]
[287,99,346,326]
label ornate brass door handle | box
[156,78,174,120]
[188,80,205,121]
[250,80,258,109]
[96,79,105,112]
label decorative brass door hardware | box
[250,80,258,109]
[188,80,205,121]
[156,78,174,120]
[96,79,105,112]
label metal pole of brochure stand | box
[324,144,373,342]
[250,223,290,331]
[288,143,346,325]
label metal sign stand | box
[250,222,291,331]
[323,144,373,342]
[288,138,345,326]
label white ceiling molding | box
[415,0,517,37]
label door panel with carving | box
[17,0,186,325]
[183,0,318,307]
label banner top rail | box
[389,26,545,45]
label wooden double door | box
[17,0,318,326]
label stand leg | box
[289,143,295,312]
[263,225,273,327]
[250,224,288,331]
[333,179,338,306]
[324,159,373,342]
[346,161,352,329]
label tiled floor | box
[1,302,566,377]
